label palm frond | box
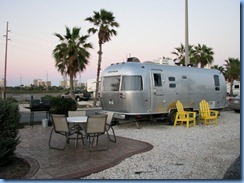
[54,33,64,41]
[87,28,97,34]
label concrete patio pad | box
[16,125,153,179]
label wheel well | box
[184,108,194,112]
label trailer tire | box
[168,110,177,125]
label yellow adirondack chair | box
[199,100,218,126]
[174,100,196,128]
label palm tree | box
[192,44,214,68]
[85,9,119,107]
[171,43,194,66]
[210,65,225,75]
[224,58,240,96]
[53,27,92,99]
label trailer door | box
[151,69,165,113]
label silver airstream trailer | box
[99,59,226,124]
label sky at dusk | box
[0,0,240,86]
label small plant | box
[0,99,21,166]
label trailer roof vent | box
[127,57,140,62]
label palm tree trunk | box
[93,43,102,107]
[200,60,204,68]
[230,79,234,96]
[70,73,75,100]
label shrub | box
[48,96,77,116]
[0,99,21,166]
[41,95,54,101]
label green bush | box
[41,95,54,101]
[47,96,77,116]
[0,99,21,166]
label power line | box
[10,36,54,50]
[10,44,52,57]
[11,31,53,43]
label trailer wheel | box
[75,96,81,102]
[168,110,177,125]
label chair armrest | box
[178,112,196,118]
[187,111,196,114]
[187,111,196,117]
[209,110,218,116]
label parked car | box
[61,90,91,101]
[228,94,240,113]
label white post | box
[185,0,189,66]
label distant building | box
[59,80,68,88]
[33,79,51,87]
[45,81,51,87]
[38,81,45,87]
[33,79,40,86]
[59,79,83,89]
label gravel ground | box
[82,110,240,179]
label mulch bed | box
[0,157,30,179]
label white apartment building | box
[59,79,82,89]
[33,79,51,87]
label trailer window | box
[103,76,120,91]
[168,77,175,81]
[169,83,176,88]
[181,75,187,79]
[121,76,143,91]
[153,73,162,86]
[214,75,220,91]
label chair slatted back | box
[200,100,210,117]
[51,114,69,133]
[68,110,86,117]
[176,100,186,118]
[86,114,107,134]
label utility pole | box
[3,22,10,99]
[185,0,189,66]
